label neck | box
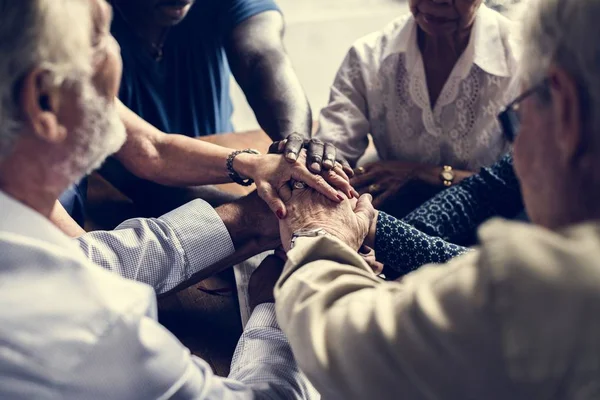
[418,28,471,63]
[114,1,167,45]
[0,144,69,219]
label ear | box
[547,64,583,162]
[19,68,68,144]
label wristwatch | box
[440,165,455,187]
[290,228,330,249]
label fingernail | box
[286,152,298,161]
[276,209,285,219]
[337,194,345,201]
[352,189,360,198]
[323,160,334,169]
[311,162,321,172]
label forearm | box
[76,199,235,294]
[276,236,493,399]
[374,211,471,275]
[116,98,259,187]
[149,133,236,186]
[403,153,522,244]
[242,53,312,141]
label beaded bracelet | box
[226,149,261,186]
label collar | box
[0,190,79,252]
[382,4,513,78]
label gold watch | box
[440,165,455,187]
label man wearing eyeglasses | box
[271,0,600,397]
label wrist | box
[288,224,360,252]
[215,202,254,249]
[415,166,444,186]
[232,152,260,180]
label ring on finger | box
[368,183,380,193]
[292,180,307,190]
[356,166,366,175]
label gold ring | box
[293,181,307,190]
[368,184,380,193]
[356,166,365,175]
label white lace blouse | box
[315,4,521,171]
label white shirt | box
[0,191,316,399]
[315,5,520,170]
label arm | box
[75,194,277,295]
[67,296,315,399]
[275,236,505,399]
[402,152,523,245]
[313,47,371,167]
[226,11,311,141]
[367,210,472,276]
[114,98,241,187]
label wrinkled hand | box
[278,186,376,252]
[269,134,354,177]
[351,161,418,209]
[246,150,357,219]
[248,255,285,311]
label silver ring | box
[293,180,307,190]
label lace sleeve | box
[403,152,523,245]
[313,47,371,167]
[375,211,471,276]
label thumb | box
[354,193,376,230]
[257,183,287,219]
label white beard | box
[59,81,127,186]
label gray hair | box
[0,0,93,161]
[522,0,600,132]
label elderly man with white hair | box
[0,0,319,398]
[273,0,600,398]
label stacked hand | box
[277,184,376,253]
[237,135,359,220]
[269,134,354,177]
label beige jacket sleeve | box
[274,235,514,400]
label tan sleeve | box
[275,236,514,399]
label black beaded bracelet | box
[226,149,260,186]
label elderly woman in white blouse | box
[315,0,520,212]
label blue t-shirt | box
[114,0,280,136]
[60,0,279,225]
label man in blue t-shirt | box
[59,0,350,225]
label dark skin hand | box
[227,13,358,182]
[269,135,356,182]
[351,160,475,209]
[248,255,285,311]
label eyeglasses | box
[497,79,550,143]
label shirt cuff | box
[246,303,279,329]
[160,199,235,276]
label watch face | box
[441,171,454,181]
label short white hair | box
[522,0,600,132]
[0,0,93,161]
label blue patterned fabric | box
[375,153,523,275]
